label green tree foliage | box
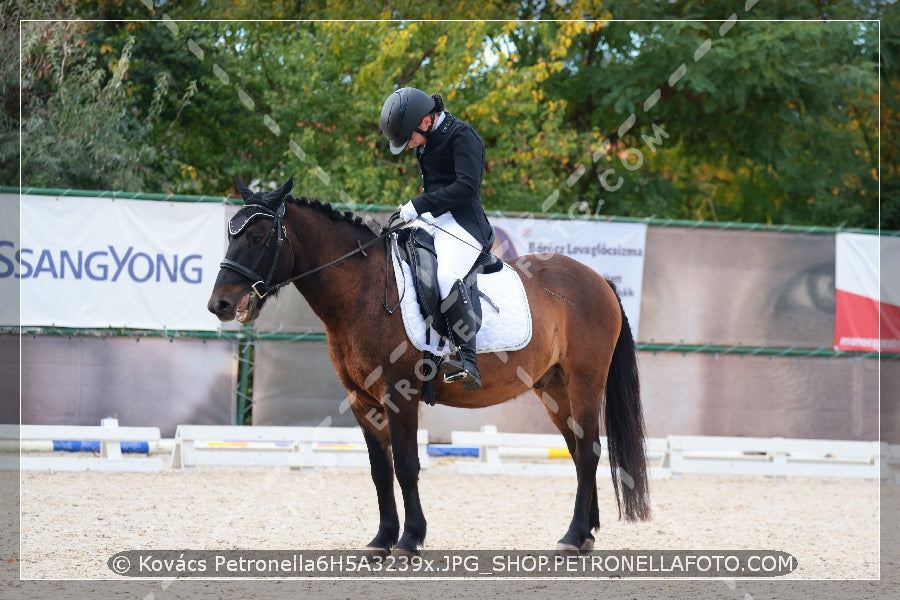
[4,1,198,191]
[0,1,22,175]
[880,2,900,230]
[4,0,892,229]
[554,18,880,226]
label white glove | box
[399,200,418,222]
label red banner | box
[834,233,900,353]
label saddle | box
[394,227,503,405]
[395,226,503,343]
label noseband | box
[219,202,294,306]
[220,204,411,313]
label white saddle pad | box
[390,239,533,356]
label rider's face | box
[407,115,433,149]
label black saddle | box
[395,226,503,344]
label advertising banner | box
[489,216,647,337]
[15,195,226,330]
[834,232,900,353]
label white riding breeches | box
[416,212,483,299]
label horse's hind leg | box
[351,398,400,553]
[538,372,602,553]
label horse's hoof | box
[556,538,594,555]
[364,545,391,558]
[555,542,580,556]
[392,547,420,557]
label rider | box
[379,86,493,391]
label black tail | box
[604,282,650,521]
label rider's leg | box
[432,215,483,391]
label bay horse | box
[207,177,650,554]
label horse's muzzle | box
[208,289,259,323]
[207,293,236,322]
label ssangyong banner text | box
[490,216,647,338]
[13,195,226,330]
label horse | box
[207,176,650,554]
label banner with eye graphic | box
[833,232,900,353]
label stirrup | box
[439,357,470,381]
[442,366,481,391]
[443,369,469,384]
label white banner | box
[17,195,226,330]
[490,216,647,337]
[835,232,880,300]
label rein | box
[221,201,575,317]
[220,204,407,305]
[271,223,403,292]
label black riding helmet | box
[380,87,436,155]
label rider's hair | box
[430,93,444,115]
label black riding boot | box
[439,280,482,391]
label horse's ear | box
[260,176,294,210]
[234,175,254,204]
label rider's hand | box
[399,200,418,222]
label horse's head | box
[207,176,295,323]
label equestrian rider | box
[379,87,494,391]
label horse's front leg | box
[352,398,400,553]
[386,383,426,554]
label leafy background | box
[3,0,896,229]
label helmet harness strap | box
[414,113,436,137]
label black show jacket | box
[410,113,493,247]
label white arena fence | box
[667,434,883,480]
[0,420,429,472]
[448,425,890,481]
[449,425,671,479]
[1,421,896,481]
[0,418,163,472]
[169,424,429,470]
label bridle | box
[219,202,408,313]
[219,202,295,312]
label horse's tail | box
[604,280,650,522]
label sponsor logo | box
[0,241,204,284]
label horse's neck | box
[288,205,384,331]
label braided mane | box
[285,194,381,234]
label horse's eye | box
[250,234,264,245]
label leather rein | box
[219,203,405,313]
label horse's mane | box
[285,194,381,235]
